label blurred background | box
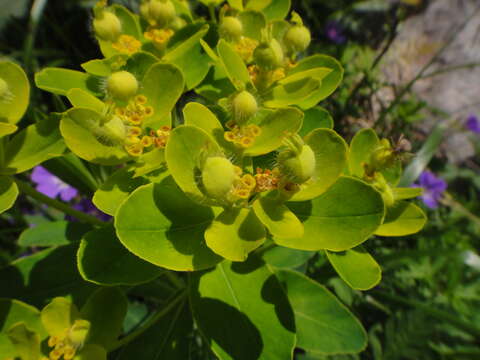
[0,0,479,359]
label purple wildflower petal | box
[325,21,347,44]
[36,182,61,199]
[414,170,446,209]
[465,114,480,134]
[31,166,52,184]
[59,186,78,202]
[31,166,78,200]
[420,193,438,209]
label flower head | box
[31,166,78,201]
[413,170,447,209]
[465,114,480,134]
[325,21,346,44]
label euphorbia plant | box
[0,1,427,359]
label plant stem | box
[373,290,480,337]
[442,192,480,229]
[109,290,186,351]
[15,179,105,226]
[209,4,217,24]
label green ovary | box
[219,16,243,42]
[93,11,122,42]
[148,0,176,26]
[106,71,138,101]
[201,157,236,199]
[284,25,311,53]
[279,145,316,184]
[232,91,258,122]
[253,39,284,70]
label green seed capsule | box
[284,25,311,53]
[278,145,316,184]
[201,156,236,199]
[232,91,258,123]
[219,16,243,42]
[99,116,127,143]
[93,11,122,42]
[148,0,176,26]
[253,39,284,70]
[106,71,138,101]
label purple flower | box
[413,170,447,209]
[72,199,112,222]
[465,114,480,134]
[31,166,78,201]
[325,21,347,44]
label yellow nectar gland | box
[152,125,171,148]
[224,124,261,148]
[115,95,153,126]
[112,34,141,54]
[144,28,174,51]
[231,171,257,200]
[234,37,258,62]
[107,71,139,101]
[254,168,280,192]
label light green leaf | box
[2,116,66,174]
[124,51,159,81]
[228,0,244,10]
[275,269,367,354]
[263,78,320,108]
[35,68,101,96]
[0,333,16,359]
[93,168,148,216]
[60,108,129,165]
[217,39,251,89]
[259,0,291,21]
[78,225,163,286]
[263,246,314,269]
[291,128,348,201]
[0,299,44,336]
[165,125,220,204]
[205,207,266,261]
[164,24,211,89]
[252,195,304,240]
[132,149,167,178]
[348,128,379,177]
[238,11,266,41]
[244,107,303,156]
[67,88,105,113]
[80,287,127,349]
[18,221,92,247]
[183,102,223,138]
[287,55,343,109]
[0,176,18,214]
[41,297,81,337]
[0,122,17,137]
[0,61,30,124]
[375,201,427,237]
[393,187,423,201]
[115,177,222,271]
[75,344,107,360]
[7,323,41,360]
[281,177,385,251]
[299,107,333,137]
[326,246,382,290]
[140,63,184,127]
[190,259,295,360]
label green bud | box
[106,71,138,101]
[284,25,311,53]
[148,0,176,26]
[201,156,236,199]
[278,145,316,184]
[219,16,243,42]
[232,91,258,122]
[253,39,284,70]
[93,10,122,42]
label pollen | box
[135,94,147,104]
[254,168,280,192]
[153,125,171,148]
[112,34,141,54]
[125,143,144,156]
[223,124,262,148]
[234,37,258,62]
[144,28,174,51]
[115,95,154,126]
[141,136,153,147]
[128,126,142,137]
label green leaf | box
[263,77,320,108]
[124,52,159,81]
[0,244,96,308]
[238,11,266,41]
[93,168,148,216]
[117,302,192,360]
[41,297,81,337]
[190,259,295,360]
[76,344,107,360]
[7,323,41,360]
[164,24,211,89]
[2,117,66,174]
[35,68,101,96]
[375,201,426,237]
[288,55,344,109]
[291,128,348,201]
[60,108,129,165]
[263,246,314,269]
[299,107,333,137]
[81,55,128,77]
[0,333,16,359]
[217,39,251,89]
[348,128,379,178]
[281,177,385,251]
[18,221,92,247]
[0,61,30,124]
[67,88,105,113]
[258,0,291,21]
[252,195,304,240]
[244,107,303,156]
[275,269,367,354]
[205,207,266,261]
[80,287,127,349]
[183,102,223,139]
[115,177,222,271]
[393,187,423,201]
[165,125,221,204]
[326,246,382,290]
[0,122,17,137]
[227,0,244,10]
[78,225,163,286]
[0,176,18,214]
[140,63,184,127]
[0,299,44,336]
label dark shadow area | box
[261,275,296,334]
[286,200,313,223]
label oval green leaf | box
[35,68,101,96]
[0,176,18,214]
[217,39,251,89]
[0,61,30,124]
[375,201,427,237]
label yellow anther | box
[130,114,142,125]
[125,143,144,156]
[153,126,171,148]
[112,34,141,54]
[241,174,256,189]
[234,37,258,61]
[135,94,147,104]
[128,126,142,137]
[115,107,126,116]
[225,120,236,129]
[247,124,261,137]
[254,168,280,192]
[48,336,58,347]
[63,346,76,360]
[144,28,174,51]
[141,136,153,147]
[239,136,253,147]
[144,106,154,117]
[234,189,250,199]
[125,135,141,146]
[224,131,236,142]
[49,349,63,360]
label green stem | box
[208,4,217,24]
[373,290,480,337]
[109,290,186,351]
[165,271,186,289]
[15,179,105,226]
[442,192,480,229]
[23,0,49,74]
